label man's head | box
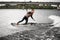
[31,9,34,13]
[32,9,34,11]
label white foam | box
[48,15,60,27]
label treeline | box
[0,4,57,9]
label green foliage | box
[0,4,57,9]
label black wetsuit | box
[17,12,34,24]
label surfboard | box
[11,22,37,26]
[11,23,17,26]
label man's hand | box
[31,15,35,21]
[33,19,35,21]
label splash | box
[42,15,60,34]
[48,15,60,27]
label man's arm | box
[31,15,35,21]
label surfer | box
[17,9,35,25]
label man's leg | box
[17,17,25,25]
[25,18,28,24]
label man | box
[17,9,35,25]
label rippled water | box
[0,9,60,24]
[0,9,60,37]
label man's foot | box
[16,23,19,25]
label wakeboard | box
[11,22,37,26]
